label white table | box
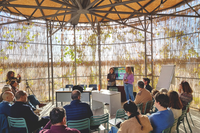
[56,88,93,107]
[92,90,121,115]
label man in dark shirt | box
[143,78,153,92]
[10,90,49,132]
[63,90,95,133]
[39,107,80,133]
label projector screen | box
[113,67,134,80]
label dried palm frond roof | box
[0,0,196,23]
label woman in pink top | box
[123,67,134,101]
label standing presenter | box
[107,67,116,90]
[123,66,134,101]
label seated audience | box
[148,93,174,133]
[151,89,159,98]
[143,78,153,92]
[10,81,19,95]
[10,90,49,132]
[159,88,168,94]
[40,107,80,133]
[134,81,152,113]
[0,85,12,102]
[63,90,94,133]
[168,91,183,133]
[109,100,153,133]
[0,91,14,116]
[178,81,193,110]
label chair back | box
[177,102,190,125]
[162,126,171,133]
[143,100,154,114]
[109,87,118,91]
[7,116,28,133]
[90,113,109,131]
[162,118,178,133]
[115,109,125,119]
[89,84,97,90]
[136,103,143,113]
[67,118,90,131]
[65,84,73,88]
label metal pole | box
[151,15,154,88]
[50,21,54,104]
[144,15,147,77]
[46,21,51,101]
[97,22,102,88]
[74,25,77,85]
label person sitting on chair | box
[0,85,12,102]
[63,90,96,133]
[178,80,193,110]
[148,92,174,133]
[40,107,80,133]
[134,81,152,114]
[109,100,153,133]
[10,90,49,132]
[0,91,14,116]
[10,81,19,95]
[143,78,153,92]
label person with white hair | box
[0,85,12,102]
[0,91,14,116]
[159,88,168,94]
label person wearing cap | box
[0,85,12,102]
[0,91,14,116]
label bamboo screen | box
[0,1,200,109]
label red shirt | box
[39,125,80,133]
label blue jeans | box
[109,126,118,133]
[124,84,134,101]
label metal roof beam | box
[50,0,77,9]
[136,2,149,13]
[184,0,200,16]
[75,0,82,9]
[35,0,45,18]
[0,4,76,11]
[0,0,16,5]
[49,5,64,21]
[109,0,122,23]
[92,10,200,18]
[0,11,76,25]
[50,13,80,36]
[90,11,151,33]
[29,0,44,19]
[86,0,99,10]
[124,0,154,23]
[90,0,144,10]
[84,13,97,33]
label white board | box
[156,65,175,90]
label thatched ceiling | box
[0,0,192,25]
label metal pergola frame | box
[0,0,199,104]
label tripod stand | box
[26,80,35,96]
